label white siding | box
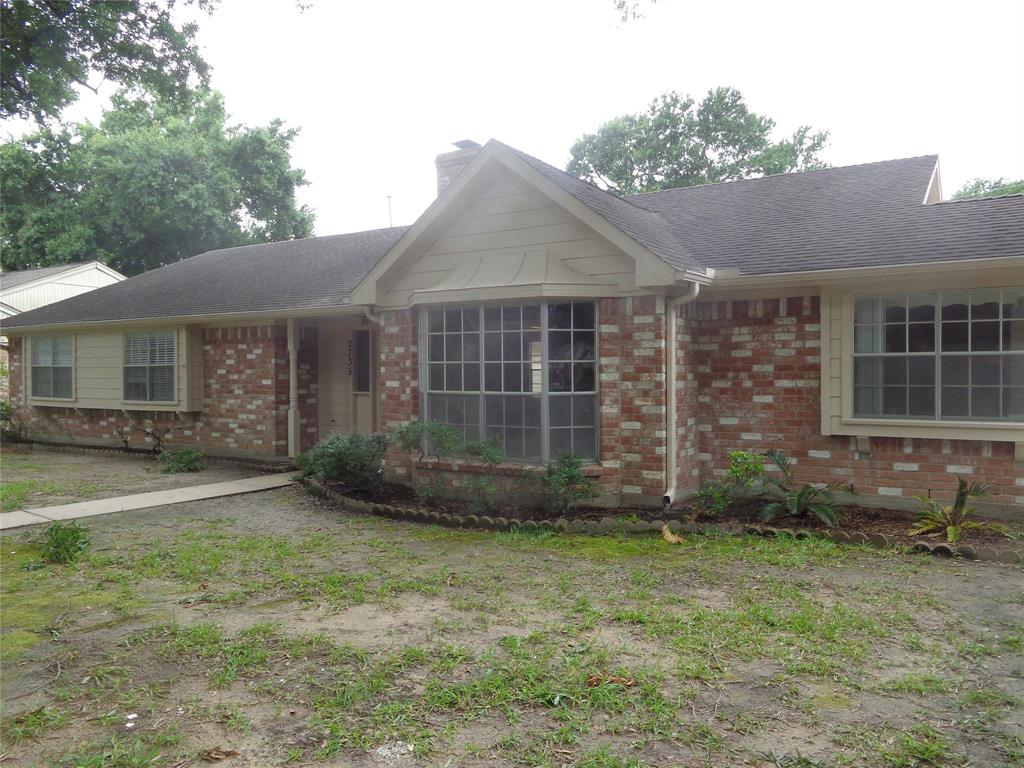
[2,264,123,313]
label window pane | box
[573,302,596,329]
[907,293,935,322]
[971,388,999,418]
[52,337,73,366]
[150,333,174,365]
[448,395,465,424]
[908,357,935,386]
[484,363,501,391]
[150,366,174,401]
[1004,320,1024,351]
[428,363,443,391]
[444,308,461,332]
[125,334,149,365]
[31,336,53,366]
[504,395,524,427]
[853,386,880,415]
[573,363,595,392]
[882,357,906,386]
[1005,356,1024,386]
[31,367,52,397]
[550,428,572,458]
[550,397,571,427]
[884,325,905,353]
[573,394,596,426]
[463,363,480,392]
[941,322,968,352]
[484,306,501,330]
[854,297,879,324]
[503,333,521,362]
[1005,387,1024,418]
[970,355,1000,386]
[53,367,73,398]
[463,334,480,361]
[971,289,1000,320]
[428,335,444,362]
[505,428,524,459]
[942,292,969,321]
[941,387,969,418]
[907,387,935,417]
[882,296,906,323]
[428,309,444,333]
[549,331,572,360]
[445,363,462,391]
[502,363,522,392]
[463,395,479,425]
[502,305,521,330]
[1002,288,1023,319]
[485,395,502,426]
[428,394,444,421]
[548,303,572,329]
[354,331,371,393]
[854,357,880,386]
[484,332,501,361]
[941,356,968,386]
[463,307,480,332]
[882,387,906,415]
[125,367,148,400]
[549,362,571,392]
[573,331,596,360]
[854,325,879,353]
[524,429,542,463]
[908,323,934,353]
[524,395,541,428]
[573,428,597,459]
[523,304,541,330]
[971,321,999,351]
[445,333,462,361]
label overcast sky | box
[15,0,1024,237]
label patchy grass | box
[0,485,1020,767]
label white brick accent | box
[945,464,974,474]
[893,462,919,472]
[877,487,903,497]
[741,432,762,441]
[753,395,774,403]
[622,485,643,495]
[808,450,831,459]
[621,422,642,430]
[719,417,739,425]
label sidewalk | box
[0,472,298,530]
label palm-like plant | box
[910,477,1009,543]
[760,449,849,528]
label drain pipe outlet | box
[663,282,701,507]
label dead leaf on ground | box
[587,673,636,688]
[199,747,240,762]
[661,523,685,545]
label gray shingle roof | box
[0,262,99,292]
[624,156,1024,274]
[2,227,408,329]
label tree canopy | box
[567,87,829,195]
[1,0,215,123]
[0,89,315,275]
[952,177,1024,200]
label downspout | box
[363,306,381,325]
[286,318,300,458]
[663,282,701,506]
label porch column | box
[286,318,300,458]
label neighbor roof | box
[0,262,101,292]
[624,156,1024,274]
[1,228,408,328]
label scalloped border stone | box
[301,478,1022,565]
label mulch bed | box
[320,480,1020,551]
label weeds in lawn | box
[38,520,90,564]
[156,446,206,474]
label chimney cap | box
[453,139,481,151]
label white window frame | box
[122,331,177,404]
[29,335,75,401]
[418,301,600,464]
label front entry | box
[317,323,376,437]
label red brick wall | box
[9,325,292,458]
[687,296,1022,506]
[378,309,420,482]
[298,326,319,451]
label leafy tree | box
[952,178,1024,200]
[1,0,215,123]
[567,87,829,195]
[0,89,314,275]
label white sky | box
[8,0,1024,237]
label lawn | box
[1,485,1021,767]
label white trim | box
[26,333,76,403]
[922,159,943,204]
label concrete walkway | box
[0,472,298,530]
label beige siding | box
[25,326,198,411]
[2,265,122,313]
[317,322,352,436]
[378,172,636,307]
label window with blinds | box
[31,336,74,398]
[124,332,175,402]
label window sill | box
[28,397,76,405]
[411,456,604,477]
[833,417,1024,443]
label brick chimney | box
[435,139,482,196]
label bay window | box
[31,335,74,399]
[853,288,1023,421]
[422,301,598,463]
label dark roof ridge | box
[932,192,1024,206]
[624,155,940,199]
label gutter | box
[663,281,701,506]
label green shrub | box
[694,449,764,515]
[414,478,448,508]
[760,448,848,527]
[156,447,206,474]
[463,435,503,466]
[543,452,597,515]
[38,521,90,565]
[390,420,460,459]
[910,477,1009,543]
[464,475,500,515]
[0,399,26,443]
[297,432,388,491]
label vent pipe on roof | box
[435,140,482,196]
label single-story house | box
[2,140,1022,509]
[1,260,125,399]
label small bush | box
[0,400,26,443]
[464,475,500,515]
[297,432,388,491]
[390,420,460,459]
[544,452,597,515]
[38,521,90,564]
[463,436,503,466]
[910,477,1009,543]
[157,447,206,474]
[694,449,764,515]
[414,478,448,508]
[760,448,848,527]
[694,481,732,515]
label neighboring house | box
[2,141,1022,509]
[0,261,125,399]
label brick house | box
[2,140,1022,511]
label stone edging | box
[302,478,1023,565]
